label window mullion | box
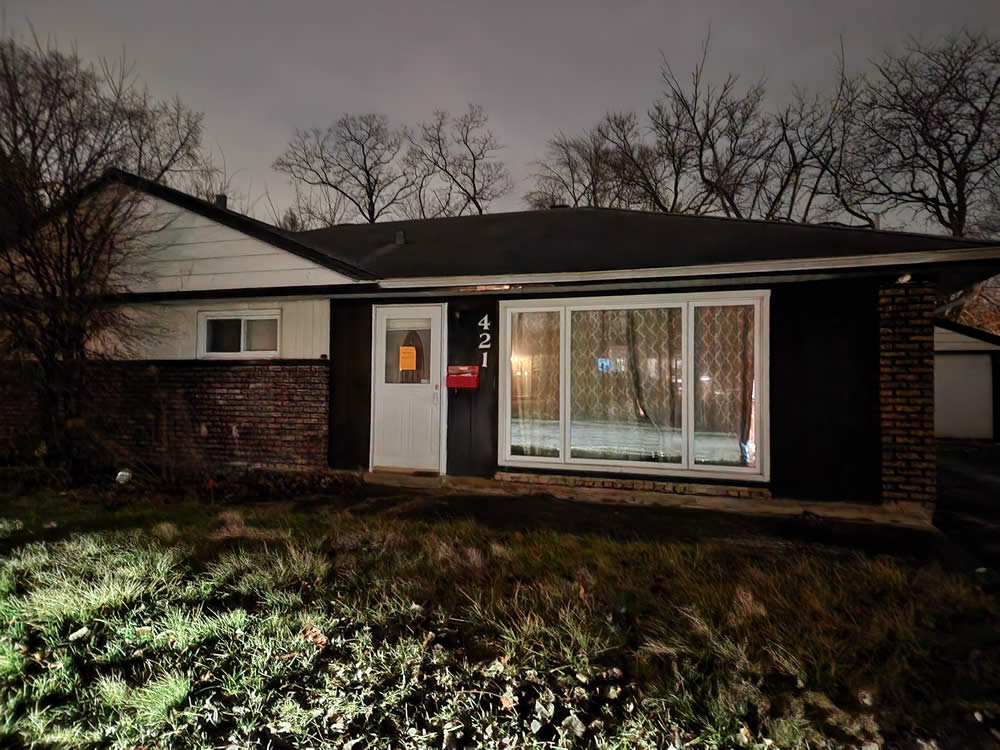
[560,306,569,462]
[502,306,511,462]
[685,302,696,469]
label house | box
[933,318,1000,441]
[4,170,1000,505]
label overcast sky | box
[5,0,1000,219]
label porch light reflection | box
[510,353,530,376]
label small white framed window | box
[498,291,770,482]
[197,310,281,359]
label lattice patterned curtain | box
[570,308,682,462]
[694,305,755,465]
[510,311,560,456]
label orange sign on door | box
[399,346,417,371]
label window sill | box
[197,352,281,360]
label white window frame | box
[197,309,281,359]
[498,291,770,482]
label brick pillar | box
[878,282,936,504]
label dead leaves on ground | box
[300,623,328,651]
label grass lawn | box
[0,488,997,749]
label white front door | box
[372,304,444,471]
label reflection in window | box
[694,305,756,467]
[245,318,278,351]
[206,319,242,353]
[510,311,560,457]
[570,308,682,463]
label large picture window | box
[500,292,768,480]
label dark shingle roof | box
[293,208,993,279]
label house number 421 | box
[478,314,491,367]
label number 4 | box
[478,314,490,330]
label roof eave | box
[373,245,1000,290]
[933,317,1000,347]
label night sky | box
[6,0,1000,217]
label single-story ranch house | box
[4,170,1000,506]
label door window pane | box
[206,319,241,352]
[245,318,278,351]
[570,308,682,463]
[385,318,431,384]
[510,311,560,457]
[693,305,756,467]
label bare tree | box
[406,104,512,215]
[274,113,412,223]
[596,111,706,213]
[266,182,350,231]
[400,148,460,219]
[832,32,1000,237]
[526,126,641,210]
[526,131,598,209]
[657,48,780,219]
[530,37,861,223]
[954,277,1000,335]
[0,35,203,466]
[180,148,260,215]
[967,168,1000,238]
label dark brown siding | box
[328,297,501,475]
[335,283,885,501]
[446,298,500,477]
[329,300,373,470]
[769,280,880,502]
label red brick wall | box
[0,361,329,471]
[495,470,772,500]
[0,366,40,454]
[879,283,936,504]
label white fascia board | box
[375,246,1000,290]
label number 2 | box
[478,332,491,349]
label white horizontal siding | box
[125,298,330,359]
[124,197,355,293]
[934,326,1000,352]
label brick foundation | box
[495,470,773,500]
[0,361,329,471]
[879,282,936,504]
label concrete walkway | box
[359,470,936,533]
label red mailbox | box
[446,364,480,389]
